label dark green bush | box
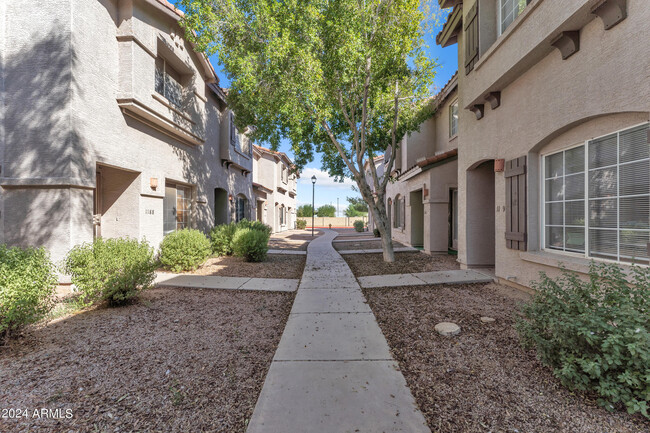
[296,219,307,230]
[353,220,364,232]
[0,245,57,341]
[516,262,650,418]
[373,228,381,237]
[160,229,211,272]
[232,228,269,262]
[64,237,157,307]
[210,223,238,256]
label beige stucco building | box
[386,74,460,254]
[0,0,254,263]
[438,0,650,289]
[252,145,298,233]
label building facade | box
[0,0,254,262]
[252,145,298,233]
[386,73,459,254]
[438,0,650,289]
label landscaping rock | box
[480,316,495,323]
[434,322,461,336]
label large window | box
[543,124,650,264]
[279,205,285,225]
[164,183,191,235]
[230,113,250,155]
[498,0,529,35]
[155,57,183,108]
[449,100,459,137]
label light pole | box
[311,175,317,236]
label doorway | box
[214,188,228,225]
[449,188,458,251]
[410,189,424,248]
[466,160,495,267]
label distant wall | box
[298,216,368,228]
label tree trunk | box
[362,187,395,262]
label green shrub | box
[160,229,211,272]
[296,219,307,230]
[232,228,269,262]
[246,220,272,236]
[211,220,272,256]
[516,262,650,418]
[0,245,57,341]
[210,223,238,256]
[353,220,364,232]
[373,228,381,237]
[64,237,156,307]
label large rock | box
[434,322,461,336]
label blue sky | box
[177,3,458,215]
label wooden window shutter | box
[464,3,479,75]
[505,156,527,250]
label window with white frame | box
[498,0,529,35]
[449,100,459,137]
[164,183,191,235]
[543,123,650,265]
[155,57,183,108]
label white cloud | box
[298,167,357,189]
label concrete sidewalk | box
[267,249,307,255]
[155,273,299,292]
[247,229,429,433]
[339,246,418,254]
[358,269,494,289]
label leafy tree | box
[316,204,336,217]
[296,204,314,217]
[344,204,367,217]
[347,196,368,214]
[179,0,442,261]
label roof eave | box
[436,5,462,48]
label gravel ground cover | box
[343,251,459,277]
[0,287,294,433]
[173,254,306,279]
[332,228,373,236]
[333,240,405,251]
[363,283,650,433]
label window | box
[498,0,529,35]
[230,113,250,155]
[449,100,459,137]
[543,123,650,265]
[235,195,247,222]
[279,205,285,225]
[155,57,183,108]
[393,196,404,229]
[164,183,191,234]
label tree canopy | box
[179,0,442,261]
[296,204,314,217]
[316,204,336,217]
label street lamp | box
[311,175,317,236]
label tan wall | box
[299,216,368,228]
[456,0,650,287]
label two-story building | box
[252,145,298,233]
[0,0,254,262]
[385,73,460,254]
[437,0,649,289]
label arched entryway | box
[214,188,228,225]
[466,160,495,267]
